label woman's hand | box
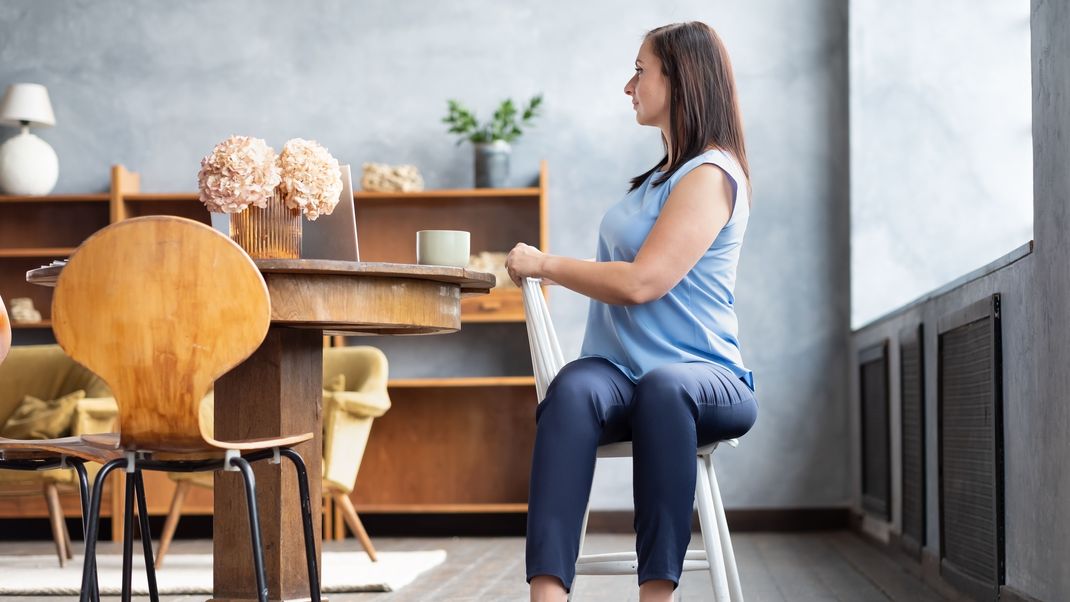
[505,242,550,286]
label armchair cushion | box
[1,389,85,440]
[0,344,112,424]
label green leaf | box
[443,93,543,144]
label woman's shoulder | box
[669,148,741,186]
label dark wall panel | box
[938,294,1004,600]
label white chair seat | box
[597,439,738,459]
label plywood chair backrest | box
[52,216,271,452]
[0,296,11,366]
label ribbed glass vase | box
[230,192,302,259]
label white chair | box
[521,277,744,602]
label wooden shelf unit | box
[10,320,52,330]
[0,161,548,522]
[339,161,548,515]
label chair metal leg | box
[696,455,731,601]
[43,482,67,567]
[228,455,269,602]
[705,454,743,602]
[121,466,136,602]
[134,470,160,602]
[71,460,100,602]
[279,447,322,602]
[156,479,189,568]
[80,458,125,602]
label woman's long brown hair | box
[630,22,750,193]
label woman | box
[505,21,758,602]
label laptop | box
[302,164,360,261]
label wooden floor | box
[1,531,955,601]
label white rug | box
[0,550,447,595]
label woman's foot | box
[530,575,568,602]
[639,579,675,602]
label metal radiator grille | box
[938,295,1003,598]
[900,326,925,554]
[860,343,890,520]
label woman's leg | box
[629,362,758,590]
[527,356,635,595]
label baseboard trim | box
[587,507,850,534]
[998,585,1045,602]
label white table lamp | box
[0,83,58,195]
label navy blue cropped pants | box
[525,356,758,591]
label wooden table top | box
[28,259,496,336]
[27,258,494,291]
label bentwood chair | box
[51,216,320,602]
[521,277,744,602]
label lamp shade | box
[0,83,55,128]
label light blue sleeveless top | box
[579,148,754,390]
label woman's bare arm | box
[537,164,733,304]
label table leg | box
[211,327,323,602]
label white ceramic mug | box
[416,230,470,267]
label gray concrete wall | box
[1019,0,1070,597]
[849,0,1033,328]
[849,2,1070,598]
[0,0,851,510]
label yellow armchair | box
[0,344,118,565]
[155,345,390,567]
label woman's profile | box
[505,20,758,602]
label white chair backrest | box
[521,277,565,403]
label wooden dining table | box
[28,259,494,602]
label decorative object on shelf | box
[361,162,425,192]
[468,251,515,289]
[8,297,42,323]
[0,83,58,195]
[442,94,542,188]
[197,135,342,259]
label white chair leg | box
[696,456,731,601]
[705,454,743,602]
[569,501,593,602]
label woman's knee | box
[538,358,615,423]
[631,364,697,418]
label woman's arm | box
[506,164,735,305]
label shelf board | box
[356,187,539,201]
[0,194,109,204]
[122,193,200,202]
[10,320,52,329]
[0,248,75,258]
[121,190,539,203]
[353,503,528,514]
[462,314,525,324]
[387,376,535,388]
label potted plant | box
[198,135,342,259]
[442,94,543,188]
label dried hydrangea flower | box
[278,138,343,221]
[197,135,281,213]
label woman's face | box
[625,38,670,130]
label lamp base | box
[0,129,58,195]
